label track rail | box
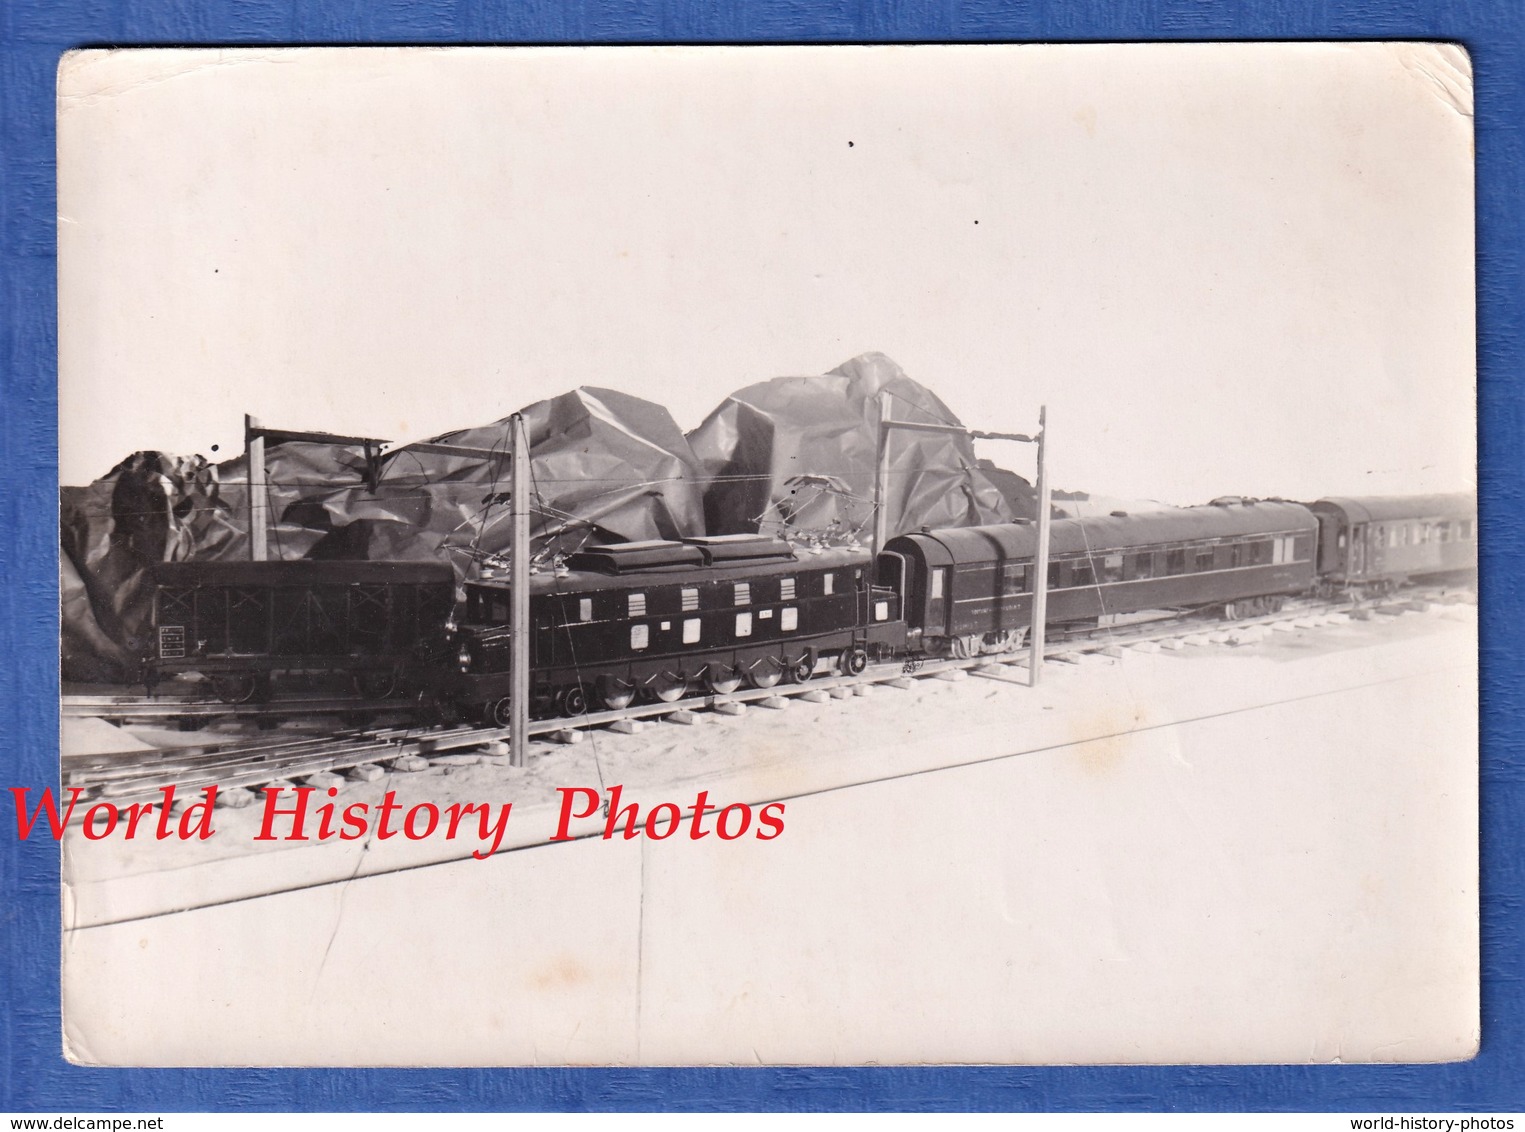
[61,586,1474,813]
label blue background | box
[2,0,1521,1114]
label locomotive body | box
[440,535,905,724]
[882,500,1320,656]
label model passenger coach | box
[882,500,1320,657]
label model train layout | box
[139,492,1476,724]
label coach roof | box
[1310,494,1476,525]
[886,500,1318,565]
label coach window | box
[1101,554,1124,583]
[735,612,753,638]
[680,587,699,612]
[1129,552,1155,580]
[1071,560,1094,587]
[734,582,751,606]
[930,567,946,600]
[628,592,647,617]
[1249,540,1272,566]
[1194,547,1215,572]
[1003,563,1028,594]
[1437,522,1452,543]
[492,596,510,622]
[1460,520,1474,540]
[1166,549,1186,575]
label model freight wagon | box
[145,560,456,703]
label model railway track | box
[58,586,1474,816]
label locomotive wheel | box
[842,647,869,676]
[210,673,258,705]
[786,657,814,684]
[706,666,743,695]
[746,660,782,690]
[556,684,589,717]
[651,672,689,702]
[599,678,638,711]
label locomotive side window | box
[823,573,835,595]
[682,618,701,643]
[781,607,798,631]
[780,577,796,601]
[930,568,946,600]
[734,583,750,606]
[630,624,649,650]
[735,612,753,637]
[579,597,593,622]
[681,587,699,611]
[628,592,647,617]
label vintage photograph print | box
[53,44,1476,1065]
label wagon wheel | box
[706,665,743,695]
[842,647,869,676]
[353,669,398,700]
[745,659,783,690]
[650,672,689,702]
[210,673,258,705]
[556,684,590,718]
[485,697,515,728]
[599,678,638,711]
[785,656,815,684]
